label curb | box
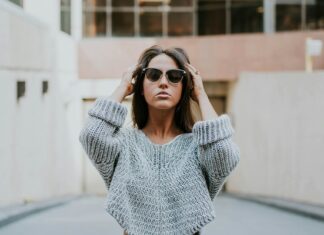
[225,193,324,222]
[0,195,85,228]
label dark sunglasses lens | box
[167,70,184,83]
[145,68,162,82]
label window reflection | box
[198,0,226,35]
[168,12,193,36]
[138,0,163,7]
[61,11,71,34]
[9,0,23,7]
[276,0,302,31]
[61,0,70,7]
[83,11,107,37]
[61,0,71,34]
[83,0,107,7]
[231,0,263,33]
[140,12,163,36]
[80,0,323,37]
[306,0,324,30]
[112,12,135,36]
[169,0,193,6]
[112,0,134,7]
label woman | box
[79,45,240,235]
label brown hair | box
[131,45,195,133]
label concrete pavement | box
[1,194,324,235]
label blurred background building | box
[1,0,324,209]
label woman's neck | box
[142,107,182,138]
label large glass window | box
[112,12,135,36]
[140,12,163,36]
[83,0,106,7]
[231,0,263,33]
[168,12,193,36]
[276,0,302,31]
[306,0,324,30]
[83,0,194,37]
[83,11,107,37]
[198,0,226,35]
[81,0,324,38]
[61,0,71,35]
[169,0,193,6]
[112,0,134,7]
[138,0,162,7]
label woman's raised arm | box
[79,97,128,190]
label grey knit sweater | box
[79,96,240,235]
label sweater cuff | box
[192,114,234,145]
[88,96,128,127]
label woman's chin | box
[151,103,175,110]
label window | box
[83,11,107,37]
[198,0,263,35]
[112,12,135,36]
[169,0,193,6]
[42,81,49,95]
[138,0,163,7]
[17,81,25,102]
[8,0,23,7]
[306,0,324,30]
[82,0,194,37]
[276,0,302,31]
[198,0,226,35]
[112,0,134,7]
[168,12,193,36]
[140,12,163,36]
[83,0,106,7]
[61,0,71,34]
[80,0,324,37]
[231,0,263,33]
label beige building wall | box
[2,0,324,207]
[226,71,324,206]
[79,31,324,81]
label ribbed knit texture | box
[79,96,240,235]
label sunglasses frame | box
[142,68,187,84]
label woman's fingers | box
[185,63,195,71]
[120,64,138,96]
[186,63,200,76]
[123,64,137,82]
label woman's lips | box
[156,92,170,98]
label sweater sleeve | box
[192,114,240,200]
[79,96,127,190]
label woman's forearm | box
[109,85,127,103]
[197,92,219,121]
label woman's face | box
[142,54,183,111]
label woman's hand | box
[109,65,137,103]
[185,63,206,103]
[185,63,219,120]
[120,64,137,97]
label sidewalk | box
[0,195,83,228]
[1,194,324,235]
[226,192,324,222]
[1,193,324,230]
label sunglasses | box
[142,68,186,84]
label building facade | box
[1,0,324,206]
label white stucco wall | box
[226,71,324,206]
[0,0,82,206]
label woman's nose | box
[159,74,168,85]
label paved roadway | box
[0,195,323,235]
